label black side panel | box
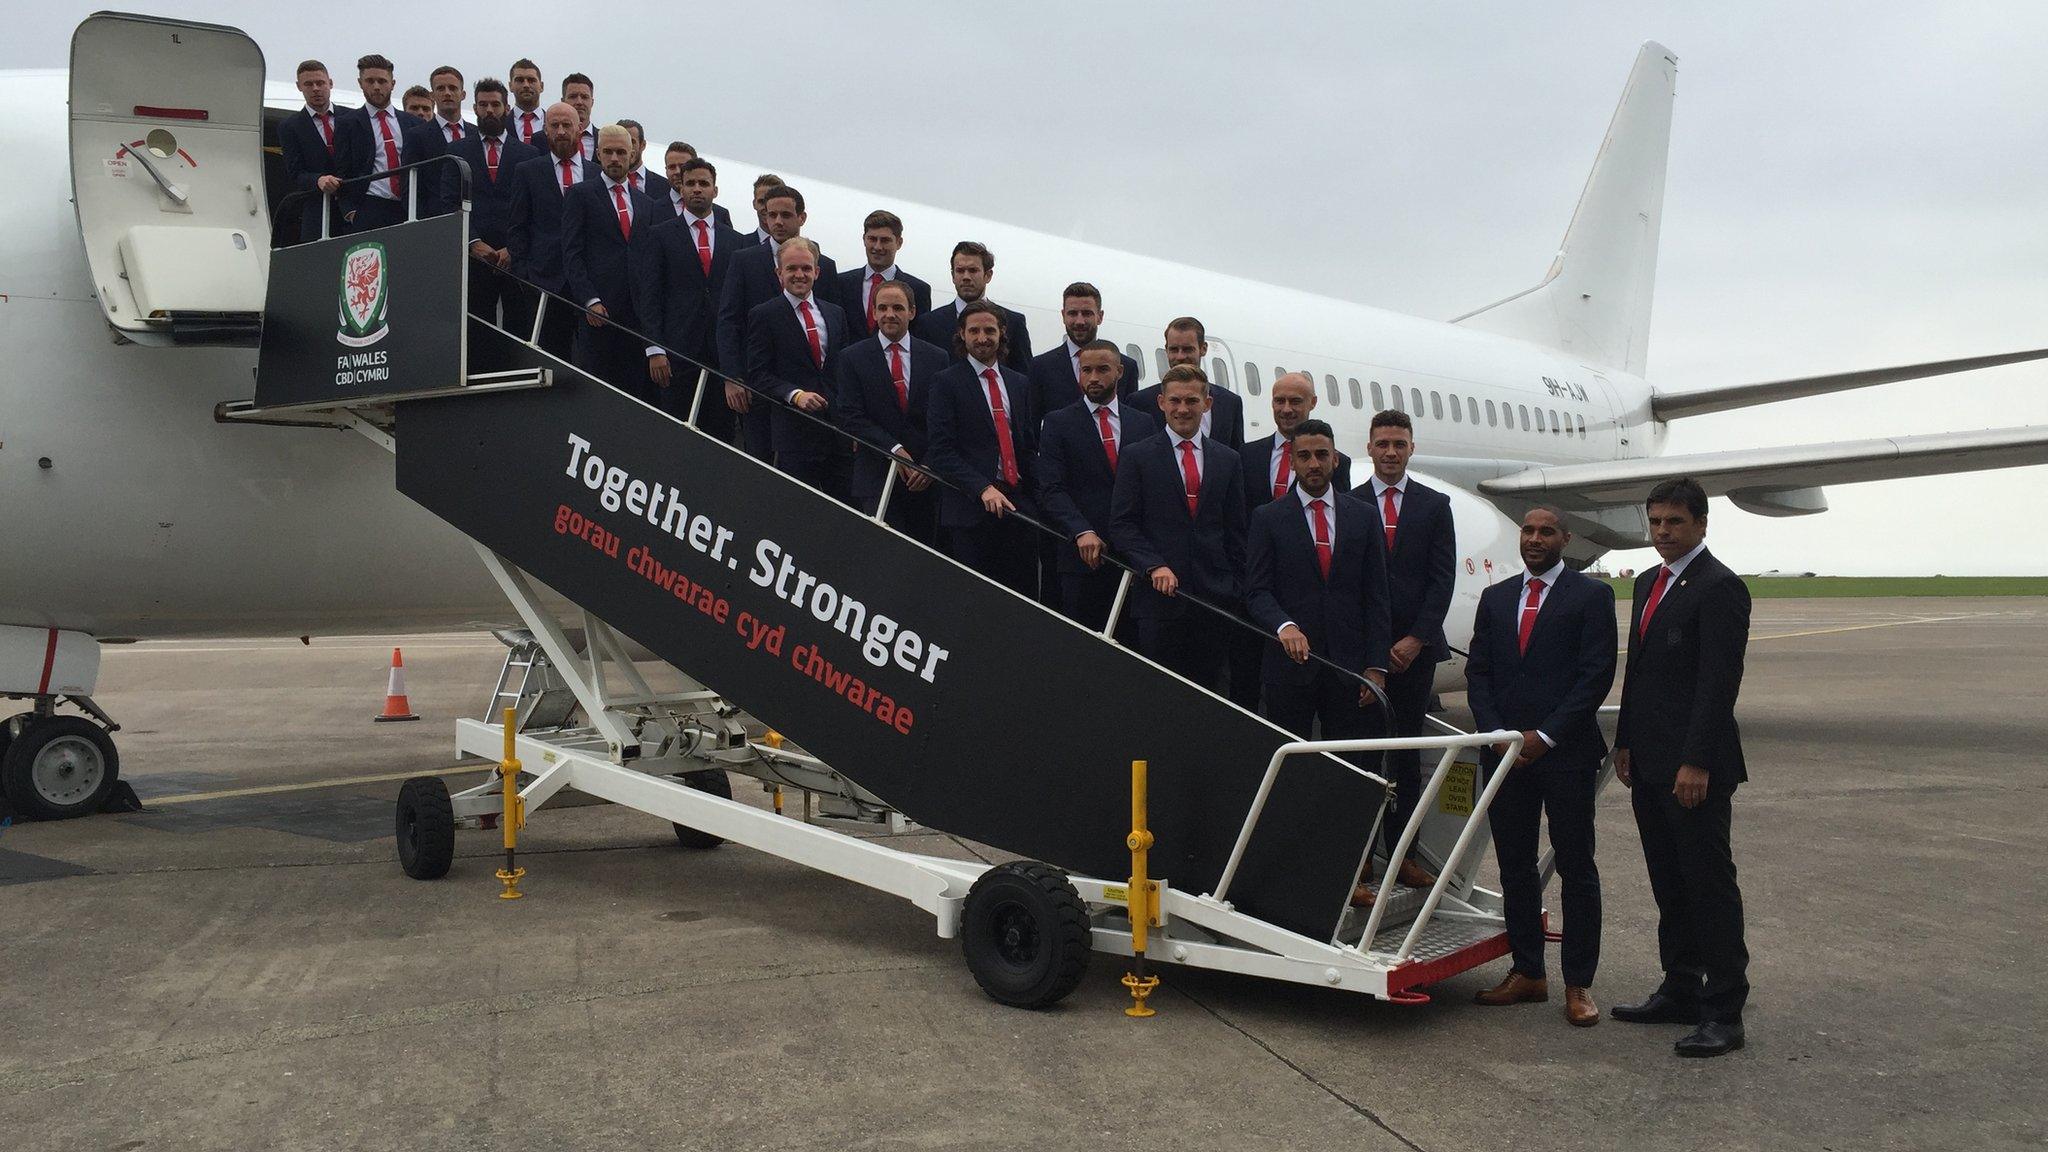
[395,357,1383,942]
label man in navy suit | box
[561,74,597,162]
[637,157,742,435]
[834,280,945,544]
[506,58,547,149]
[926,301,1039,595]
[563,124,661,404]
[340,54,435,232]
[650,143,736,230]
[838,210,934,339]
[1036,340,1157,633]
[1025,282,1141,420]
[1352,408,1457,891]
[403,85,434,120]
[278,60,358,244]
[1466,507,1617,1026]
[425,66,475,147]
[718,184,842,463]
[1109,365,1248,691]
[413,65,478,220]
[451,79,538,325]
[736,174,784,248]
[1129,317,1246,452]
[504,103,586,361]
[1612,477,1753,1058]
[745,238,852,500]
[911,241,1032,372]
[1244,419,1390,743]
[617,120,661,200]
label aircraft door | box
[68,13,269,345]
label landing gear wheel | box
[395,776,455,879]
[961,860,1092,1009]
[0,715,119,820]
[671,769,732,849]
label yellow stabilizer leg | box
[496,707,526,900]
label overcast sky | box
[14,3,2048,574]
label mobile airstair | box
[224,166,1533,1009]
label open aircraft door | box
[68,13,269,346]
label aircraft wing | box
[1477,424,2048,510]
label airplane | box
[4,13,2046,819]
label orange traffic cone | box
[374,647,420,722]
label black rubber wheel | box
[960,860,1092,1009]
[395,776,456,879]
[671,769,732,849]
[0,715,120,820]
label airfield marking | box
[115,642,505,654]
[145,766,492,805]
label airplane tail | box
[1453,41,1678,379]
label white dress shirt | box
[434,112,466,143]
[878,332,915,454]
[1087,397,1122,446]
[1518,558,1567,748]
[1266,433,1294,496]
[364,104,405,199]
[579,124,597,160]
[1661,538,1709,579]
[512,105,542,145]
[1275,485,1340,638]
[1368,474,1409,512]
[786,290,829,361]
[966,356,1013,420]
[1167,429,1205,484]
[860,265,901,318]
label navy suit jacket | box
[717,241,843,381]
[1128,382,1248,452]
[1109,432,1247,618]
[1026,344,1141,425]
[1617,549,1750,790]
[278,106,363,238]
[1240,432,1353,512]
[634,214,742,366]
[1036,401,1158,574]
[835,333,949,508]
[911,299,1033,372]
[447,132,540,249]
[1245,492,1393,686]
[561,177,658,326]
[508,106,548,150]
[1466,567,1618,767]
[1352,477,1457,658]
[745,294,850,462]
[836,269,935,338]
[926,361,1038,529]
[506,153,584,292]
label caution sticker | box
[1439,761,1478,817]
[1102,884,1129,903]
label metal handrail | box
[276,153,476,243]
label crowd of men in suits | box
[280,54,1752,1059]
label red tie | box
[315,111,333,154]
[1638,566,1673,636]
[611,184,632,240]
[867,273,883,329]
[1272,444,1289,500]
[485,137,499,181]
[520,111,536,144]
[559,158,573,189]
[375,110,401,198]
[1178,439,1201,518]
[983,368,1020,487]
[628,171,640,191]
[1309,497,1332,579]
[693,220,713,275]
[1094,406,1118,470]
[1381,486,1399,551]
[1518,577,1545,654]
[799,300,823,366]
[449,121,463,141]
[888,342,908,411]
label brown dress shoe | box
[1565,986,1600,1027]
[1396,859,1439,889]
[1350,883,1377,908]
[1474,971,1549,1005]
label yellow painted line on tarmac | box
[146,765,492,805]
[1618,612,1982,654]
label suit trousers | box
[1227,625,1267,715]
[1630,781,1749,1023]
[502,283,578,363]
[947,516,1038,599]
[467,262,507,328]
[779,448,852,507]
[1060,565,1137,645]
[1372,657,1438,860]
[1489,754,1602,987]
[351,194,408,232]
[867,479,938,549]
[740,404,777,463]
[1263,666,1372,742]
[664,367,739,445]
[1139,613,1230,695]
[576,321,658,407]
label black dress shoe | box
[1675,1020,1745,1057]
[1611,991,1699,1024]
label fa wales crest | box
[337,241,390,347]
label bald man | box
[505,101,590,359]
[562,123,660,402]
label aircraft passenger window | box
[1391,387,1405,412]
[1124,344,1146,382]
[1371,381,1385,410]
[1155,348,1170,378]
[1577,414,1587,435]
[1322,374,1339,405]
[1534,408,1546,432]
[1450,393,1463,422]
[1347,378,1364,408]
[1212,358,1232,391]
[1430,391,1444,419]
[1410,388,1423,414]
[1485,399,1498,426]
[1549,408,1561,434]
[1245,361,1262,396]
[1468,397,1481,424]
[1518,405,1530,429]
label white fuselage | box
[1,72,1660,670]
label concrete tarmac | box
[1,599,2043,1151]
